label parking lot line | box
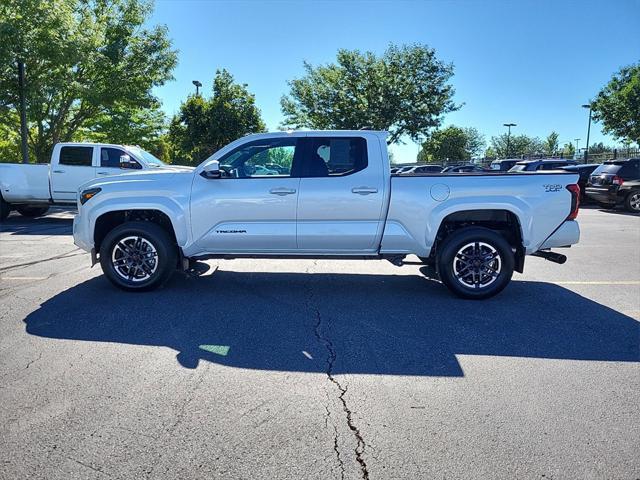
[1,276,49,281]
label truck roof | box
[241,130,389,140]
[56,141,128,149]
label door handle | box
[97,171,110,175]
[269,188,297,196]
[52,170,65,174]
[351,187,378,195]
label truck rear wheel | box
[15,205,50,217]
[0,196,10,222]
[437,227,514,300]
[99,221,177,292]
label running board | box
[532,250,567,264]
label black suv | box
[560,164,601,202]
[585,158,640,212]
[509,159,578,172]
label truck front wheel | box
[99,221,177,292]
[16,205,50,217]
[437,227,514,300]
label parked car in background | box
[509,159,578,172]
[442,164,487,173]
[0,143,187,221]
[585,158,640,212]
[400,165,443,174]
[560,164,601,202]
[490,159,520,171]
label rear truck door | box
[296,135,386,252]
[96,146,143,177]
[50,145,97,203]
[190,136,302,252]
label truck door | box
[190,136,302,252]
[50,145,97,203]
[296,135,386,252]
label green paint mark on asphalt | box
[199,344,230,356]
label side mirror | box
[119,154,138,170]
[201,160,221,179]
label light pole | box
[582,103,592,162]
[503,123,516,158]
[17,60,29,163]
[192,80,202,96]
[574,138,580,156]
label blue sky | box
[149,0,639,162]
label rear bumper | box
[585,186,620,205]
[539,220,580,249]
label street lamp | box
[503,123,516,158]
[582,103,592,162]
[574,138,580,156]
[192,80,202,96]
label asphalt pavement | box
[0,206,638,479]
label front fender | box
[87,196,190,247]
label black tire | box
[15,205,50,217]
[100,221,177,292]
[0,195,10,222]
[624,191,640,213]
[436,227,514,300]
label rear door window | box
[592,163,623,175]
[59,146,93,166]
[303,137,368,177]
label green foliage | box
[281,43,459,145]
[0,0,177,162]
[168,69,266,165]
[591,63,640,145]
[587,142,612,154]
[490,133,544,158]
[562,142,575,156]
[417,125,485,162]
[544,131,559,155]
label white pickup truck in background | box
[73,130,582,299]
[0,143,182,221]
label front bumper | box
[539,220,580,249]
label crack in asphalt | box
[0,248,83,273]
[306,268,370,480]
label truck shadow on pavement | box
[24,271,639,376]
[0,216,73,236]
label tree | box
[591,63,640,145]
[490,133,544,157]
[417,125,485,162]
[544,131,559,155]
[0,0,177,162]
[562,142,575,157]
[462,127,486,158]
[168,69,266,165]
[587,142,612,154]
[281,44,459,145]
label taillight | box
[612,175,624,186]
[566,184,580,220]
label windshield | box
[126,146,165,167]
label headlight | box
[80,187,101,205]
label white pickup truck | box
[0,142,175,221]
[73,130,581,299]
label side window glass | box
[101,147,141,169]
[304,137,368,177]
[218,138,298,178]
[59,146,93,166]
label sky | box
[149,0,639,163]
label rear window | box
[591,163,623,175]
[509,164,527,172]
[59,146,93,166]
